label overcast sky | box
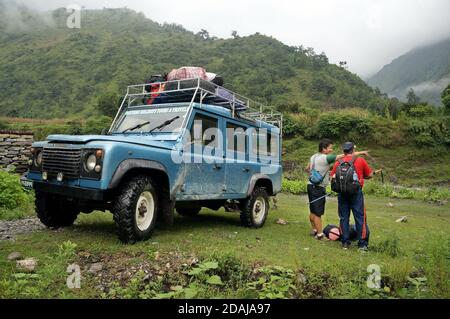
[17,0,450,77]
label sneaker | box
[342,242,350,250]
[310,229,318,237]
[358,246,369,252]
[315,233,324,240]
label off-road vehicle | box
[21,78,283,243]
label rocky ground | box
[0,217,46,240]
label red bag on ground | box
[167,66,208,81]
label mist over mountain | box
[0,2,385,118]
[368,39,450,106]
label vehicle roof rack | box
[109,78,283,134]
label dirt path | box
[0,217,46,240]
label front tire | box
[239,187,269,228]
[113,176,158,243]
[35,192,79,228]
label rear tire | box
[35,192,79,228]
[239,187,269,228]
[113,176,158,243]
[176,207,201,217]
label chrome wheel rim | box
[135,191,155,231]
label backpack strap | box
[349,155,357,166]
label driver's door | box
[181,111,225,199]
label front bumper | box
[21,176,106,201]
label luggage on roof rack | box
[167,67,208,81]
[114,78,283,134]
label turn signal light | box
[95,149,103,159]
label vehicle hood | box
[46,134,178,150]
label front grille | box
[42,147,82,179]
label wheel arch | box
[247,174,274,197]
[109,159,174,226]
[109,159,169,192]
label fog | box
[6,0,450,77]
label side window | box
[251,128,277,158]
[190,113,218,147]
[226,122,247,153]
[252,128,259,156]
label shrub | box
[315,109,374,143]
[282,115,305,137]
[408,104,436,117]
[282,179,308,194]
[0,171,29,210]
[282,179,450,203]
[371,117,408,148]
[406,117,450,147]
[82,116,112,135]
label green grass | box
[0,194,449,299]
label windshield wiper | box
[149,116,180,133]
[121,121,151,133]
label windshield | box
[113,106,189,134]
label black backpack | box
[331,157,361,195]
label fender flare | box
[246,174,274,197]
[108,159,168,189]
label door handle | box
[213,164,222,170]
[243,168,250,173]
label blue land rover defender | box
[21,79,283,243]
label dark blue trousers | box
[338,189,370,247]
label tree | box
[231,30,239,39]
[339,61,348,69]
[441,83,450,111]
[196,29,210,40]
[406,88,420,107]
[97,91,121,117]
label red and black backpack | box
[331,156,361,195]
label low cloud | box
[410,77,450,95]
[2,0,450,77]
[0,0,56,32]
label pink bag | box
[167,66,208,81]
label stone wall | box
[0,131,34,174]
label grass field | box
[1,193,449,299]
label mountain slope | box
[0,2,384,118]
[368,39,450,106]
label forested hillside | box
[368,38,450,106]
[1,1,449,187]
[0,3,384,118]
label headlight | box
[81,149,104,180]
[86,154,97,172]
[30,147,43,171]
[35,151,43,166]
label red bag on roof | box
[167,66,208,81]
